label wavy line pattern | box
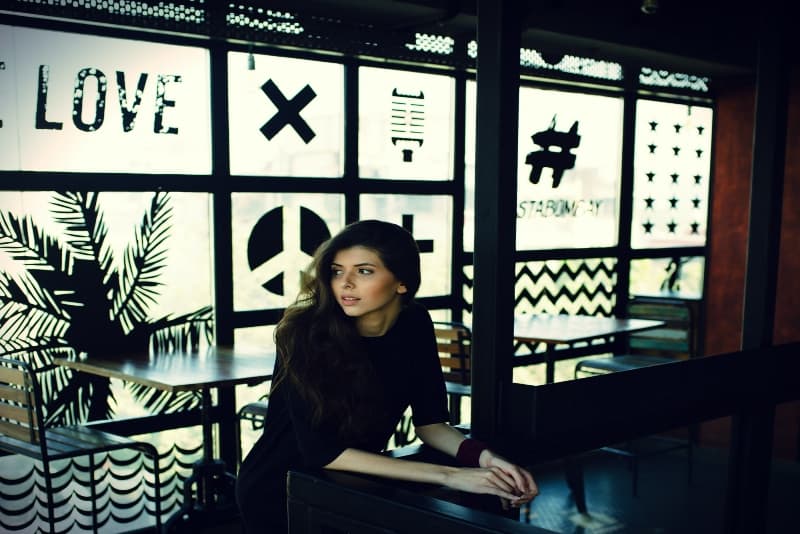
[0,436,203,533]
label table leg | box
[165,386,239,533]
[545,344,555,384]
[564,456,588,514]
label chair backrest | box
[432,322,471,385]
[626,297,696,359]
[0,357,48,458]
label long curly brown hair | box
[273,220,421,442]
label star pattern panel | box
[631,100,713,249]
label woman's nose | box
[342,273,354,288]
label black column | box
[209,14,236,468]
[471,0,521,440]
[724,4,789,533]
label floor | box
[191,440,799,533]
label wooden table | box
[513,314,665,384]
[55,347,275,532]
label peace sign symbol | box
[247,206,331,296]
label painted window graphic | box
[232,193,345,311]
[228,52,344,177]
[0,190,213,422]
[524,116,580,188]
[259,79,317,143]
[631,100,712,249]
[359,66,454,180]
[390,88,425,162]
[464,81,623,251]
[0,25,211,173]
[359,194,452,296]
[630,256,705,298]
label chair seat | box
[575,354,677,374]
[445,381,471,397]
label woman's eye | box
[358,268,373,275]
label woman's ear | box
[397,282,408,294]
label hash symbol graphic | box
[524,115,580,188]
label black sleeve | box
[407,305,451,427]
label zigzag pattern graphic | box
[0,438,202,533]
[462,259,617,353]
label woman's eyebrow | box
[331,262,377,267]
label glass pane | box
[0,190,213,320]
[632,100,713,249]
[516,86,623,250]
[228,52,344,177]
[464,80,476,252]
[234,324,277,354]
[0,28,20,170]
[466,82,623,251]
[1,25,211,173]
[629,256,705,298]
[359,66,454,180]
[359,195,453,297]
[231,193,345,311]
[463,258,617,326]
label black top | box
[236,301,449,532]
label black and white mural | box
[464,81,624,251]
[631,100,712,249]
[358,66,454,180]
[0,25,211,173]
[359,195,453,296]
[227,52,344,177]
[231,193,345,311]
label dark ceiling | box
[4,0,783,78]
[260,0,775,77]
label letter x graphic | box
[260,79,317,143]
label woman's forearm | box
[415,422,468,457]
[324,447,457,485]
[323,445,537,505]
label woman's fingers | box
[487,458,539,498]
[488,467,518,491]
[445,466,539,504]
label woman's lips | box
[340,296,359,306]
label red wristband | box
[456,438,488,467]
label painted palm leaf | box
[0,191,212,425]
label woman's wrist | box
[456,438,489,467]
[478,448,492,468]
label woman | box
[236,219,537,532]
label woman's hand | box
[442,452,538,508]
[479,449,539,507]
[442,465,530,505]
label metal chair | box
[0,356,162,533]
[572,297,698,496]
[235,395,269,466]
[432,321,472,425]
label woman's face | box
[330,246,407,334]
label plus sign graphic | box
[401,214,433,253]
[260,79,317,143]
[247,206,331,296]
